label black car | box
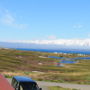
[11,76,42,90]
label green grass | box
[0,48,90,84]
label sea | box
[15,48,90,63]
[15,48,90,55]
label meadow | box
[48,86,78,90]
[0,48,90,84]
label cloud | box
[5,39,90,47]
[73,24,83,29]
[0,9,28,29]
[1,11,15,25]
[48,35,57,39]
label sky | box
[0,0,90,42]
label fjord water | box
[15,48,90,64]
[16,48,90,55]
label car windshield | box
[20,82,39,90]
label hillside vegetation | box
[48,86,78,90]
[0,48,90,84]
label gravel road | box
[7,79,90,90]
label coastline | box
[15,48,90,55]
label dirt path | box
[37,81,90,90]
[8,79,90,90]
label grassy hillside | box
[0,48,90,84]
[48,86,78,90]
[0,48,57,72]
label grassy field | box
[48,86,78,90]
[0,48,90,84]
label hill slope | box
[0,48,56,72]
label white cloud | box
[5,39,90,47]
[0,9,28,29]
[73,24,83,29]
[48,35,57,39]
[1,11,15,25]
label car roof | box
[13,76,36,83]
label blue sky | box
[0,0,90,41]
